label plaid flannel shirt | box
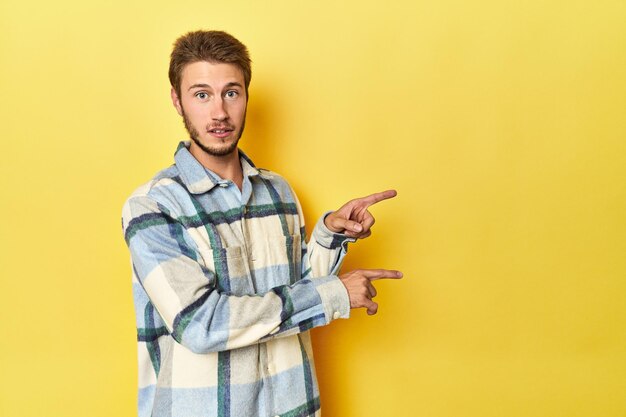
[122,142,353,417]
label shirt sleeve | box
[307,211,357,276]
[122,194,349,354]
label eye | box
[195,92,209,100]
[225,90,238,99]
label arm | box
[122,195,350,354]
[292,190,404,316]
[288,186,356,279]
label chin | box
[192,136,240,157]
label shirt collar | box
[173,141,266,194]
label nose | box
[210,97,228,121]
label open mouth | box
[208,127,234,138]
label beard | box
[181,107,246,157]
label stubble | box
[181,108,245,157]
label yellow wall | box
[1,0,625,416]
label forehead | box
[180,61,245,88]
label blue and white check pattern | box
[122,142,353,417]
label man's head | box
[169,30,251,158]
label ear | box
[171,87,183,116]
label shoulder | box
[121,164,187,222]
[241,150,289,188]
[253,167,300,202]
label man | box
[122,30,402,417]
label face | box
[171,61,247,158]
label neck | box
[189,143,244,190]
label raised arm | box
[289,186,355,279]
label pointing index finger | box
[359,189,397,208]
[362,269,404,281]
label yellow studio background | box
[1,0,625,416]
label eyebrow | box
[187,82,243,91]
[187,83,211,91]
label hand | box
[324,189,397,239]
[339,269,403,315]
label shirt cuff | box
[310,275,350,321]
[312,211,357,250]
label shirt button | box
[218,182,228,187]
[332,311,341,320]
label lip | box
[207,128,234,139]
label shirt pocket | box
[196,243,255,295]
[249,234,302,291]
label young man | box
[122,30,402,417]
